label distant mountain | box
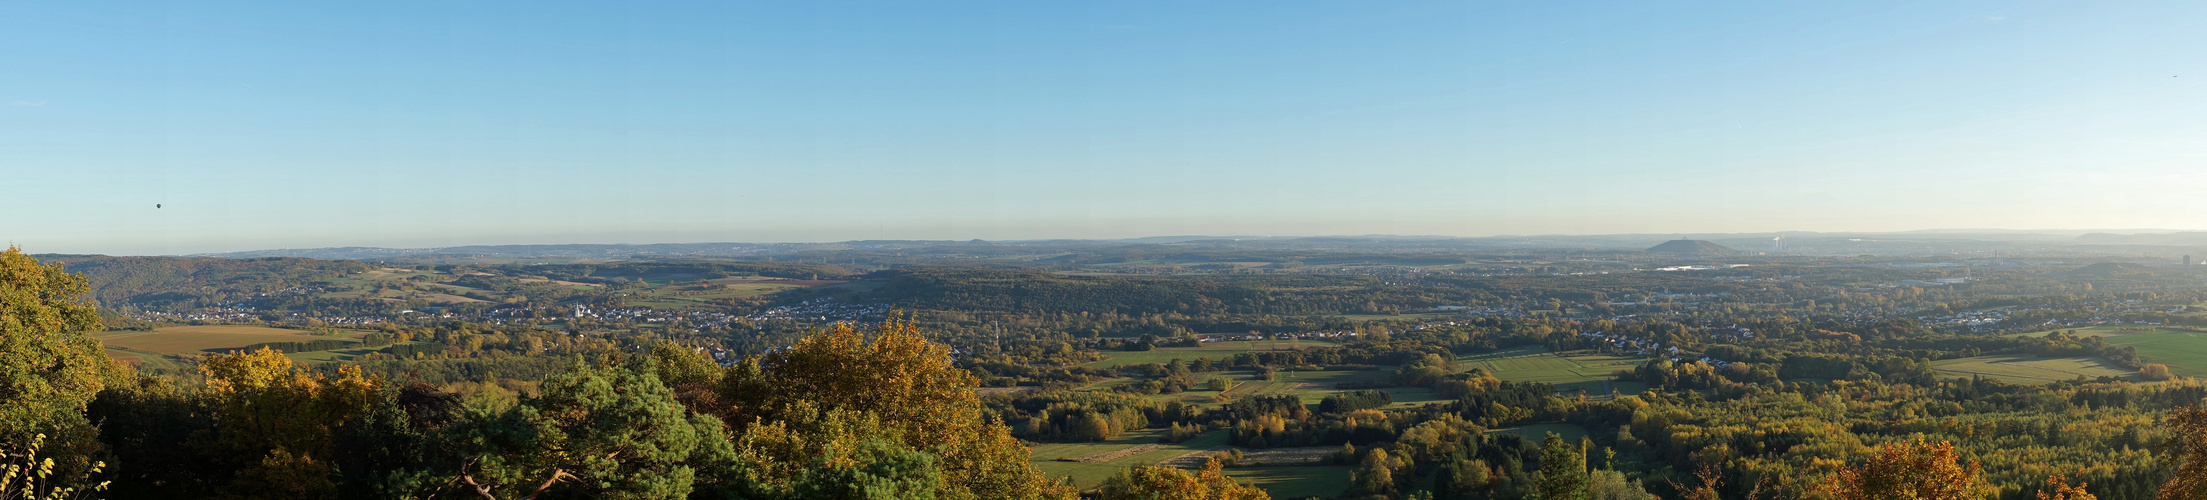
[2074,232,2207,246]
[195,243,800,261]
[1646,239,1735,255]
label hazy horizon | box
[20,226,2207,257]
[9,1,2207,255]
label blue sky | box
[5,1,2205,254]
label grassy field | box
[2002,326,2207,377]
[1456,346,1645,396]
[1077,346,1628,412]
[1082,340,1341,368]
[1263,369,1451,408]
[1031,429,1232,487]
[1029,430,1349,498]
[97,325,363,356]
[288,344,429,363]
[103,347,188,371]
[1222,465,1351,499]
[1076,368,1455,411]
[1928,354,2136,383]
[2096,330,2207,378]
[2010,325,2198,338]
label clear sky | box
[5,1,2206,255]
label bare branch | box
[518,469,575,500]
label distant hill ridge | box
[138,228,2207,261]
[2075,232,2207,245]
[1646,239,1735,255]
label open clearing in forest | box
[1456,346,1646,396]
[1221,465,1351,498]
[2010,326,2207,377]
[1928,354,2135,383]
[1031,429,1231,486]
[1082,340,1341,368]
[1078,368,1452,411]
[2103,332,2207,377]
[1029,430,1349,498]
[97,325,363,356]
[2010,325,2203,338]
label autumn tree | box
[1096,457,1269,500]
[195,346,383,498]
[1669,462,1724,500]
[1350,448,1409,497]
[712,320,1072,499]
[718,405,943,499]
[1435,458,1494,499]
[0,248,120,460]
[0,433,108,500]
[2039,473,2097,500]
[1585,469,1655,500]
[2160,405,2207,500]
[1822,440,1986,500]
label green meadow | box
[1928,354,2135,384]
[1030,429,1232,487]
[1457,346,1647,396]
[2013,326,2207,378]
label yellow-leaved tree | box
[0,247,125,490]
[1821,440,1987,500]
[1097,457,1269,500]
[197,346,382,498]
[709,319,1074,499]
[0,433,109,500]
[2040,473,2098,500]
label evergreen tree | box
[449,360,732,499]
[1532,433,1589,500]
